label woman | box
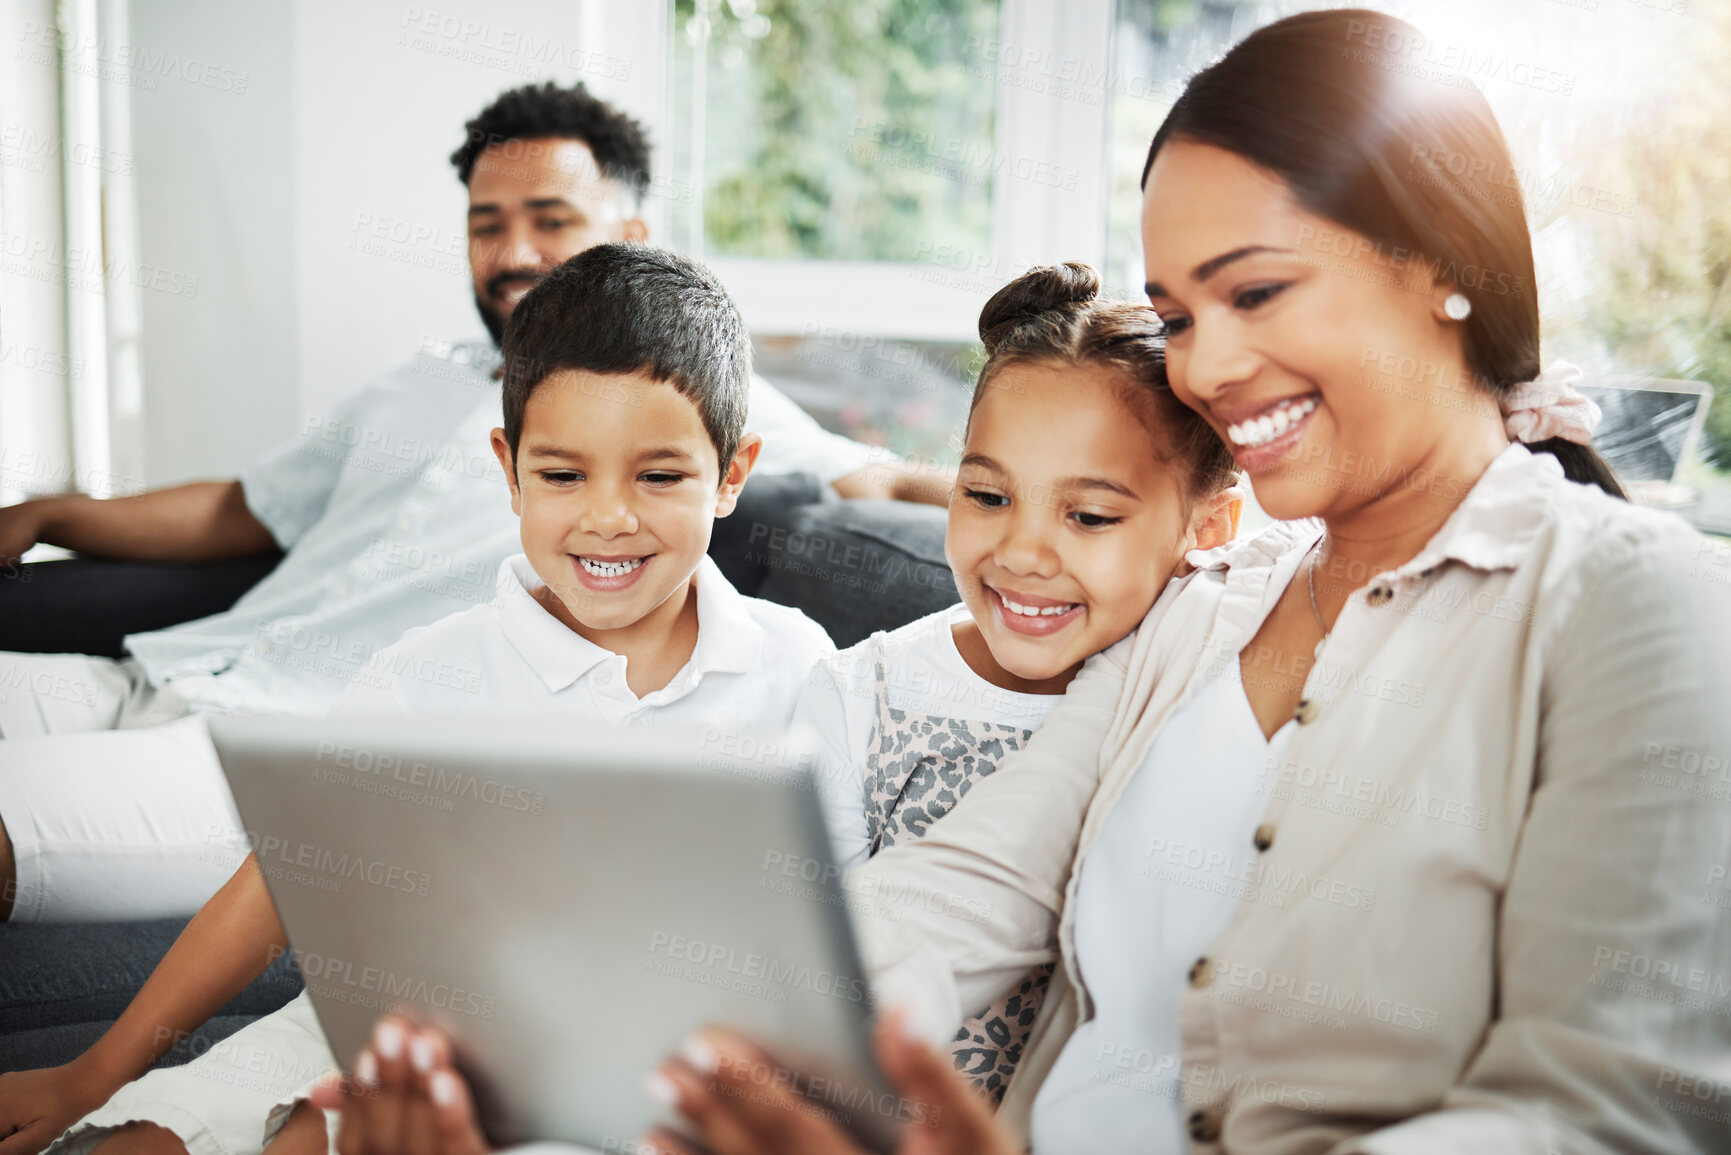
[312,10,1731,1153]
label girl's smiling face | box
[946,359,1225,685]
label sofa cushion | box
[705,470,827,598]
[754,498,959,647]
[0,1015,273,1075]
[0,554,284,659]
[0,919,302,1073]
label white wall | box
[126,0,669,483]
[290,0,674,423]
[126,1,295,485]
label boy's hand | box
[644,1010,1017,1155]
[307,1016,491,1155]
[0,1062,110,1155]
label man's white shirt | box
[123,341,877,717]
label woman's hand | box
[644,1010,1018,1155]
[306,1017,490,1155]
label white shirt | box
[789,604,1061,872]
[124,341,878,716]
[334,552,832,761]
[1030,671,1284,1153]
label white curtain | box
[0,0,144,508]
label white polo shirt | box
[332,554,835,765]
[123,340,876,718]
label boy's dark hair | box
[501,244,751,476]
[450,81,651,204]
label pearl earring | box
[1443,292,1472,321]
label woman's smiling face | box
[1141,140,1500,521]
[945,359,1197,683]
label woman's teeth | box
[1227,396,1318,448]
[579,557,645,577]
[999,594,1078,617]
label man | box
[0,82,950,924]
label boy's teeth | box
[578,556,645,577]
[1000,593,1078,617]
[1228,395,1318,448]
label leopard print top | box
[861,634,1055,1105]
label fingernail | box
[430,1070,461,1108]
[355,1049,379,1087]
[409,1034,436,1074]
[679,1035,720,1074]
[643,1070,680,1108]
[374,1021,405,1061]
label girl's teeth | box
[1000,594,1078,617]
[579,557,645,577]
[1227,396,1318,449]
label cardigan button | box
[1187,1109,1222,1143]
[1293,699,1318,725]
[1366,584,1394,606]
[1187,956,1214,987]
[1253,823,1275,852]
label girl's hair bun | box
[978,262,1101,351]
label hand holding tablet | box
[210,716,903,1151]
[308,1009,1016,1155]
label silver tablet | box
[208,715,898,1152]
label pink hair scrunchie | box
[1502,361,1602,446]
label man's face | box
[466,137,647,343]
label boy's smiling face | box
[490,369,759,645]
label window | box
[671,0,1001,263]
[0,0,146,507]
[665,0,1114,342]
[666,0,1116,463]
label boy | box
[41,244,833,1155]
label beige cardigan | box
[852,444,1731,1153]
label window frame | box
[633,0,1117,341]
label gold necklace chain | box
[1306,538,1330,660]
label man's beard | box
[475,269,544,346]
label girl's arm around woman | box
[850,636,1134,1041]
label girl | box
[790,261,1239,1102]
[628,8,1728,1155]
